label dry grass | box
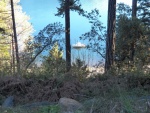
[0,71,150,113]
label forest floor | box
[0,72,150,113]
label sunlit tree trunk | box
[105,0,116,72]
[10,0,20,76]
[65,0,71,72]
[11,35,15,75]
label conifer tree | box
[56,0,83,72]
[115,1,150,70]
[10,0,20,75]
[0,0,34,75]
[42,42,65,75]
[105,0,116,72]
[137,0,150,27]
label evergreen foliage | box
[56,0,85,72]
[56,0,84,16]
[41,42,65,76]
[137,0,150,27]
[115,2,150,71]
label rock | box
[59,97,83,113]
[2,96,14,108]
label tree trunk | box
[130,0,137,62]
[105,0,116,72]
[10,0,20,76]
[11,35,15,75]
[65,0,71,72]
[132,0,137,17]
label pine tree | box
[56,0,84,72]
[42,42,65,75]
[129,0,137,63]
[132,0,137,17]
[115,1,150,70]
[10,0,20,76]
[137,0,150,27]
[65,0,71,72]
[105,0,116,72]
[0,0,34,75]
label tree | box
[137,0,150,27]
[128,0,138,63]
[115,2,150,71]
[41,42,65,75]
[0,0,12,74]
[136,0,150,67]
[132,0,137,17]
[105,0,116,72]
[2,0,34,74]
[56,0,84,16]
[80,9,106,59]
[56,0,84,72]
[65,0,71,72]
[12,0,34,52]
[0,0,34,75]
[116,3,132,17]
[119,0,150,27]
[10,0,20,75]
[24,22,64,70]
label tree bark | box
[11,35,15,75]
[130,0,137,62]
[65,0,71,72]
[10,0,20,76]
[105,0,116,72]
[132,0,137,17]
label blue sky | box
[20,0,132,42]
[20,0,132,65]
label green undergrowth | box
[0,104,60,113]
[0,70,150,113]
[81,87,150,113]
